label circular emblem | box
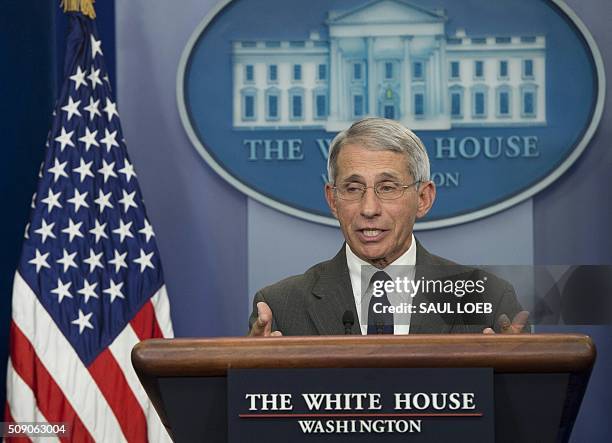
[178,0,605,229]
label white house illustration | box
[232,0,546,131]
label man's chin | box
[354,245,389,264]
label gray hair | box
[327,118,430,184]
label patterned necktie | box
[367,271,394,334]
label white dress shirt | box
[346,235,417,335]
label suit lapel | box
[307,246,360,335]
[305,242,463,335]
[409,241,454,334]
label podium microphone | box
[342,311,354,335]
[375,321,385,334]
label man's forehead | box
[336,145,410,180]
[341,171,402,182]
[337,144,407,163]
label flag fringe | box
[61,0,96,19]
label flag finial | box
[61,0,96,19]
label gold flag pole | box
[60,0,96,19]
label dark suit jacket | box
[249,241,527,335]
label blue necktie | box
[367,271,394,334]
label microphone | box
[375,321,384,334]
[342,310,354,335]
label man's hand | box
[249,302,283,337]
[483,311,530,334]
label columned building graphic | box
[232,0,546,131]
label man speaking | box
[249,118,528,336]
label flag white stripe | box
[11,271,126,443]
[150,285,174,337]
[6,360,61,443]
[108,323,172,442]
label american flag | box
[4,11,173,442]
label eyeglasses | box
[333,180,421,201]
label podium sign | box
[228,368,493,442]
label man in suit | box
[249,118,529,336]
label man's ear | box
[416,181,436,219]
[325,183,338,219]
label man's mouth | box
[356,228,388,241]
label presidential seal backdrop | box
[177,0,605,229]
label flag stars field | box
[83,248,104,273]
[112,219,134,243]
[134,249,155,273]
[90,34,102,58]
[41,188,62,212]
[67,188,89,212]
[61,96,82,121]
[94,189,113,212]
[28,248,50,273]
[89,219,108,243]
[100,128,119,151]
[57,248,78,272]
[98,159,118,182]
[67,188,89,213]
[71,309,94,334]
[119,190,138,212]
[79,127,99,151]
[84,96,101,120]
[34,219,56,243]
[77,279,99,303]
[103,98,119,121]
[108,250,128,273]
[87,66,103,89]
[74,158,94,182]
[54,127,75,150]
[69,66,87,90]
[51,278,73,304]
[62,218,84,242]
[139,219,155,242]
[48,158,69,181]
[103,279,125,303]
[118,159,136,182]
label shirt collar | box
[346,234,417,289]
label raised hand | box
[249,302,283,337]
[483,311,530,334]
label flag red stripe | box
[4,401,32,443]
[9,321,94,443]
[130,300,163,341]
[4,400,11,421]
[88,348,147,442]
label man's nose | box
[359,187,382,218]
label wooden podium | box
[132,334,595,443]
